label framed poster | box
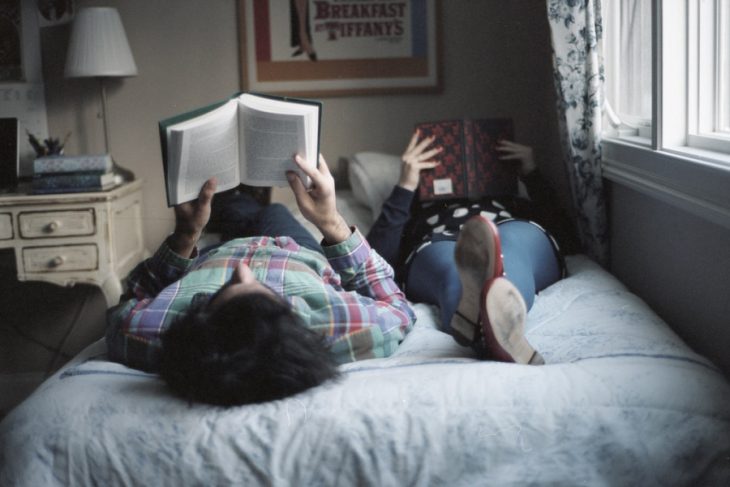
[0,0,23,81]
[239,0,441,97]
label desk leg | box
[100,275,123,308]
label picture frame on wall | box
[238,0,441,97]
[0,0,24,82]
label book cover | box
[33,154,113,175]
[31,184,116,194]
[31,172,117,191]
[416,118,517,201]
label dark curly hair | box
[160,292,340,406]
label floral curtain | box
[546,0,609,266]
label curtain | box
[546,0,609,266]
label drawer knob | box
[46,221,61,232]
[49,256,65,268]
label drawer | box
[18,209,96,238]
[22,244,99,272]
[0,213,12,240]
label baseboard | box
[0,372,46,420]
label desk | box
[0,180,146,307]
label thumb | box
[287,171,308,199]
[198,178,217,206]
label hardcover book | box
[159,92,322,206]
[416,118,517,201]
[33,154,113,174]
[31,172,117,194]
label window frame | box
[602,0,730,232]
[604,0,730,158]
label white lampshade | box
[65,7,137,78]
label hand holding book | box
[159,92,321,207]
[398,130,442,191]
[287,154,350,245]
[414,118,518,201]
[401,120,537,201]
[494,140,537,176]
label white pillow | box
[348,152,402,220]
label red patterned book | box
[416,118,517,201]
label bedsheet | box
[1,255,729,486]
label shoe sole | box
[451,216,502,345]
[483,277,542,365]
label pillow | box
[348,152,402,220]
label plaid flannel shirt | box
[106,228,415,371]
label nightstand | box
[0,179,147,307]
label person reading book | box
[106,154,415,406]
[366,132,580,363]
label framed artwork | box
[238,0,441,97]
[0,0,23,82]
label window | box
[688,0,730,152]
[603,0,653,138]
[603,0,730,158]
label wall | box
[608,182,730,377]
[40,0,568,252]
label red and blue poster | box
[240,0,440,96]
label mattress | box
[1,253,729,486]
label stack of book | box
[31,154,118,194]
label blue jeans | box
[404,219,563,333]
[209,191,322,254]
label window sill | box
[602,137,730,230]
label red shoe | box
[451,216,503,347]
[451,216,543,365]
[480,277,544,365]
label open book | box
[159,92,321,206]
[416,118,516,201]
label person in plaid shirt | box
[106,154,415,406]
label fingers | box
[497,152,522,160]
[405,130,419,153]
[416,161,440,170]
[413,134,437,155]
[498,140,527,149]
[198,177,217,205]
[417,146,442,162]
[286,169,308,199]
[293,153,329,185]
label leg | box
[403,241,462,334]
[209,190,265,241]
[451,216,543,364]
[497,219,563,310]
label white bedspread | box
[1,256,729,486]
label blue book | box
[31,172,118,193]
[33,154,113,174]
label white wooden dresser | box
[0,179,146,307]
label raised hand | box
[399,130,442,191]
[170,177,217,257]
[287,154,350,244]
[495,140,537,175]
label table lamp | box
[64,7,137,181]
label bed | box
[1,153,729,486]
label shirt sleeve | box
[365,185,415,267]
[105,237,197,371]
[322,227,416,359]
